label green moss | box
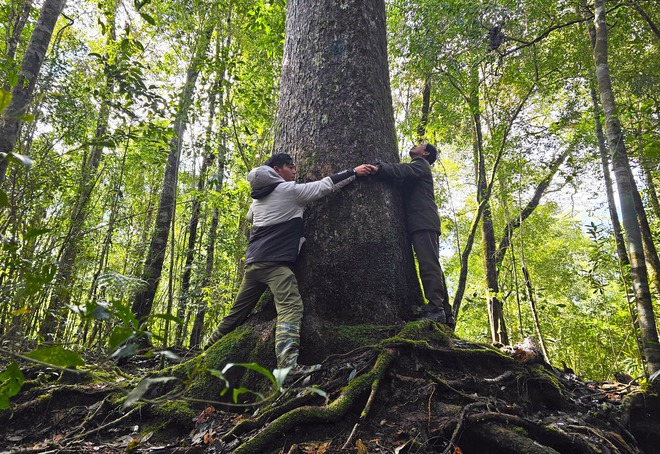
[333,324,398,349]
[379,320,452,348]
[152,400,196,426]
[514,426,528,436]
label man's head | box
[409,143,437,165]
[265,153,297,181]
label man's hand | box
[354,164,378,176]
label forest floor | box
[1,321,659,454]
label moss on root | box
[232,349,397,454]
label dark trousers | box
[410,230,452,316]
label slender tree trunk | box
[273,0,423,355]
[132,19,216,324]
[5,0,33,61]
[449,73,534,322]
[416,76,431,144]
[589,85,630,269]
[39,4,116,338]
[521,266,550,363]
[190,140,227,348]
[0,0,66,183]
[464,63,507,344]
[631,1,660,41]
[592,0,660,375]
[175,78,223,346]
[640,156,660,223]
[631,174,660,298]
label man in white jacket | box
[205,153,375,377]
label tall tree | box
[591,0,660,375]
[131,13,217,325]
[39,0,118,338]
[272,0,423,354]
[0,0,65,183]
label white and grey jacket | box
[245,165,356,265]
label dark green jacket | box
[377,156,441,234]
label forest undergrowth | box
[2,321,658,454]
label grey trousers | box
[410,230,452,315]
[215,262,304,336]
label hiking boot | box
[203,328,224,350]
[416,306,446,323]
[288,363,322,378]
[445,313,455,329]
[275,321,322,381]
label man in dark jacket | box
[205,153,375,376]
[374,143,454,326]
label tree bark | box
[416,76,432,144]
[175,70,227,346]
[589,84,630,269]
[5,0,33,62]
[0,0,65,183]
[273,0,423,354]
[592,0,660,375]
[132,19,216,325]
[640,156,660,223]
[469,78,507,344]
[631,173,660,299]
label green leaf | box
[0,363,25,410]
[8,73,18,88]
[0,189,8,207]
[208,369,231,394]
[0,89,11,112]
[110,300,138,328]
[222,362,277,388]
[123,376,177,408]
[140,12,156,25]
[109,326,134,350]
[24,228,51,240]
[91,304,112,320]
[231,387,264,403]
[24,346,84,367]
[4,152,33,169]
[17,113,34,122]
[301,387,327,399]
[110,343,138,359]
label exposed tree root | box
[2,321,656,453]
[231,348,396,454]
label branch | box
[494,148,571,266]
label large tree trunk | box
[0,0,65,183]
[273,0,422,358]
[132,20,216,324]
[592,0,660,375]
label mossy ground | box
[1,321,656,453]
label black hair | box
[265,153,294,169]
[424,144,438,165]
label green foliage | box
[0,0,657,386]
[0,363,24,410]
[24,346,85,367]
